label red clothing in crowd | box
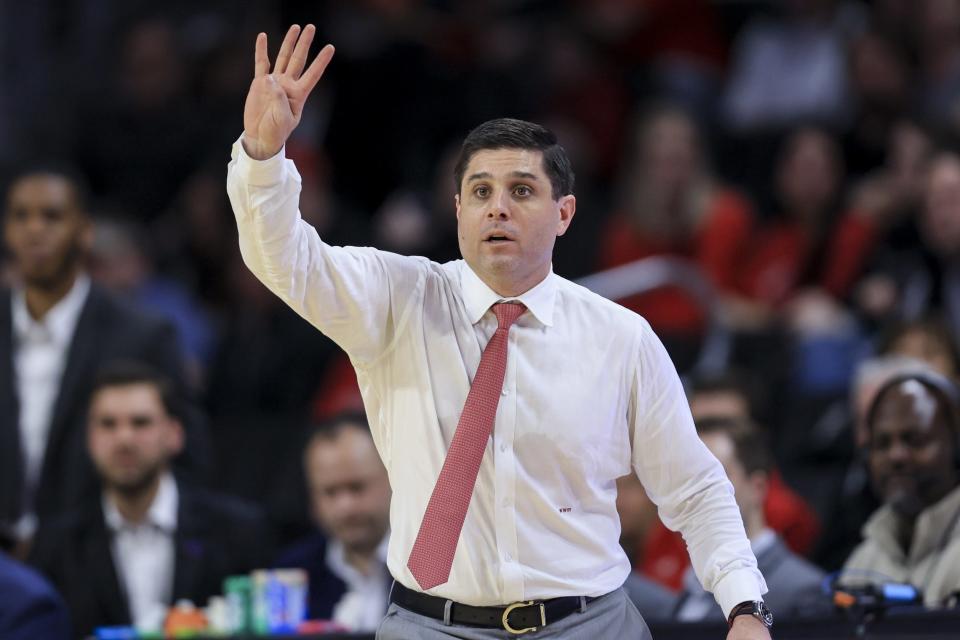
[597,189,753,334]
[738,212,877,306]
[637,470,821,591]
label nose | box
[886,439,912,467]
[486,189,510,220]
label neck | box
[744,511,766,541]
[343,545,380,577]
[106,475,162,525]
[482,267,548,298]
[24,270,79,321]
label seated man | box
[843,369,960,607]
[29,361,270,638]
[615,473,678,621]
[674,418,827,621]
[274,413,391,632]
[0,529,70,640]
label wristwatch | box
[727,600,773,628]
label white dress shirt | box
[327,536,390,632]
[227,138,767,615]
[103,472,179,632]
[11,273,90,538]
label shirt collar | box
[102,472,179,534]
[326,532,390,585]
[750,528,777,557]
[458,261,557,327]
[12,273,91,346]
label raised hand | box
[242,24,334,160]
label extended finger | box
[298,44,335,97]
[274,24,301,74]
[254,33,269,78]
[286,23,316,80]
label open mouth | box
[484,231,515,244]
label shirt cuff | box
[713,568,767,618]
[233,135,287,187]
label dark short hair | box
[306,411,371,447]
[453,118,575,199]
[3,162,92,215]
[696,416,772,476]
[90,360,180,419]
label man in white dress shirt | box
[228,24,772,639]
[29,361,268,638]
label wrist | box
[241,134,281,161]
[727,600,773,629]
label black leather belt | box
[390,581,596,634]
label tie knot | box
[492,302,526,330]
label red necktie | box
[407,302,526,590]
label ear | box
[556,194,576,237]
[749,471,768,503]
[167,418,185,456]
[455,193,461,223]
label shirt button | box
[501,388,508,396]
[499,441,507,453]
[505,553,512,562]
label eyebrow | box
[466,171,540,182]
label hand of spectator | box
[242,24,334,160]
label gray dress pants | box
[375,588,654,639]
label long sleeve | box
[629,319,767,616]
[226,136,427,364]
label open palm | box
[242,24,334,160]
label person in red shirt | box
[597,105,755,336]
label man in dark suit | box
[0,166,208,548]
[274,413,391,632]
[673,418,828,622]
[28,361,269,638]
[0,529,70,640]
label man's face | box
[868,381,958,518]
[922,156,960,256]
[455,149,575,295]
[3,174,92,288]
[87,384,183,494]
[305,426,391,555]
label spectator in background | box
[721,0,862,132]
[597,105,755,339]
[740,127,876,312]
[857,151,960,345]
[674,419,826,622]
[0,166,208,550]
[843,369,960,608]
[0,529,70,640]
[29,361,270,638]
[274,413,391,632]
[89,215,215,382]
[812,354,933,571]
[638,371,821,591]
[614,472,680,621]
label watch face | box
[754,602,774,627]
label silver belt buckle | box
[501,600,546,635]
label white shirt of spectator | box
[327,535,389,632]
[227,138,767,616]
[11,272,91,539]
[103,471,178,632]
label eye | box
[473,185,490,198]
[513,185,532,197]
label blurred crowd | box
[3,0,960,637]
